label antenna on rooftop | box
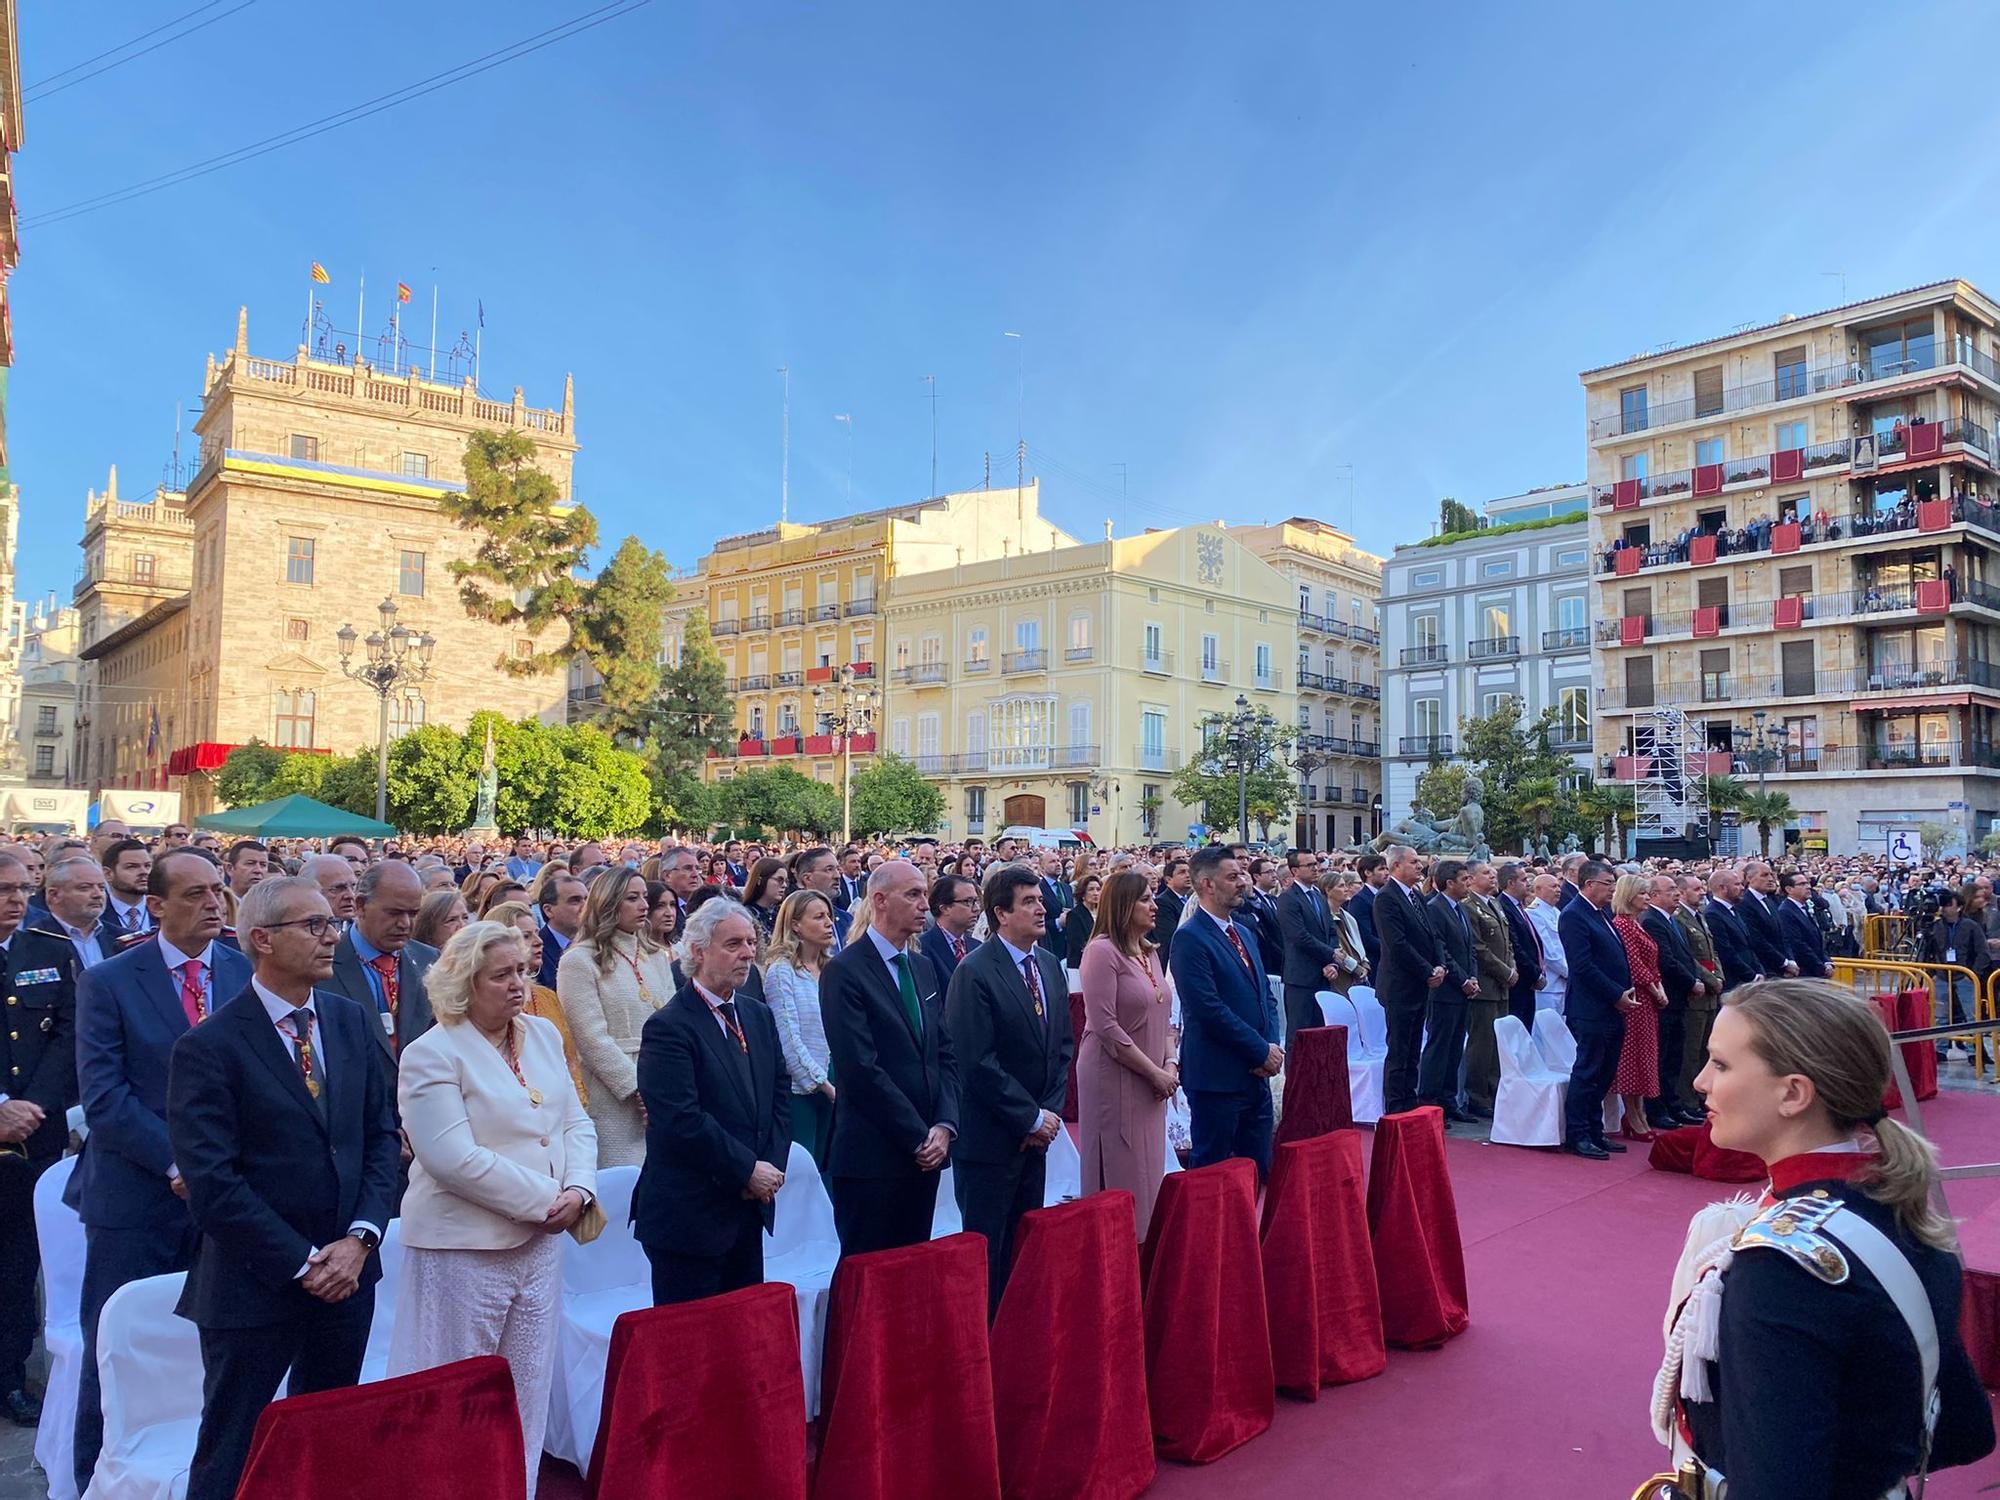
[778,365,790,525]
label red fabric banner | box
[586,1289,806,1500]
[1273,1026,1354,1145]
[1620,615,1645,646]
[1916,579,1951,616]
[1918,498,1952,533]
[1365,1107,1469,1348]
[1140,1159,1274,1462]
[1771,447,1803,482]
[1691,607,1720,638]
[1908,421,1943,461]
[1614,548,1642,577]
[1693,463,1724,497]
[1260,1131,1385,1395]
[1773,596,1804,630]
[991,1193,1155,1500]
[1771,522,1802,554]
[237,1356,526,1500]
[816,1234,1002,1500]
[1612,478,1641,509]
[1690,534,1717,565]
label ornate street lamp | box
[336,598,436,823]
[811,663,877,845]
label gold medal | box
[528,1087,544,1108]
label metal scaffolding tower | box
[1633,704,1709,843]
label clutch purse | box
[567,1198,607,1245]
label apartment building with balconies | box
[1229,518,1385,849]
[882,524,1294,845]
[1584,280,2000,854]
[1381,484,1594,831]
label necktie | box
[714,997,749,1054]
[893,953,923,1038]
[125,905,143,932]
[368,953,400,1016]
[951,933,967,962]
[1223,921,1254,974]
[282,1007,322,1104]
[1020,953,1045,1023]
[177,959,206,1027]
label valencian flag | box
[396,282,413,303]
[310,262,331,284]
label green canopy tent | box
[193,794,397,839]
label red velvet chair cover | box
[1692,1126,1767,1183]
[1062,991,1086,1122]
[1896,989,1939,1101]
[1260,1131,1385,1395]
[237,1356,525,1500]
[1870,994,1906,1112]
[991,1193,1154,1500]
[1140,1159,1274,1462]
[1965,1267,2000,1392]
[1273,1026,1354,1146]
[814,1232,1001,1500]
[1364,1107,1468,1348]
[586,1285,807,1500]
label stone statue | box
[1558,831,1583,857]
[1530,830,1552,860]
[1451,774,1489,861]
[1369,802,1447,854]
[469,724,499,834]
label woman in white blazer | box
[390,920,597,1500]
[558,865,676,1166]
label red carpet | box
[535,1089,2000,1500]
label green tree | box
[715,765,840,838]
[1514,773,1561,850]
[1738,789,1795,858]
[848,754,946,837]
[215,741,287,807]
[1413,762,1471,822]
[1576,779,1637,856]
[648,611,735,781]
[572,536,674,743]
[1168,707,1298,839]
[1438,497,1481,536]
[439,429,598,675]
[384,714,651,837]
[387,725,479,833]
[1918,820,1951,863]
[314,749,384,818]
[651,766,718,837]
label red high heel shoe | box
[1619,1124,1657,1143]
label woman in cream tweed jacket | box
[556,865,676,1166]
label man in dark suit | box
[1557,854,1586,911]
[1418,860,1483,1122]
[723,840,749,889]
[1556,861,1635,1160]
[944,865,1073,1315]
[1371,843,1450,1115]
[1276,849,1340,1046]
[634,899,790,1304]
[1496,861,1544,1026]
[166,876,400,1500]
[819,861,958,1256]
[918,874,982,988]
[1349,852,1386,973]
[788,846,853,953]
[1777,869,1835,978]
[32,852,116,969]
[0,850,76,1427]
[1737,860,1797,978]
[69,850,250,1491]
[1703,866,1763,992]
[99,838,156,940]
[1639,874,1706,1130]
[1238,858,1285,982]
[1168,847,1282,1178]
[660,846,704,932]
[534,871,588,990]
[321,860,437,1086]
[1149,858,1191,962]
[834,847,867,912]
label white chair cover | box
[1603,1095,1624,1137]
[551,1165,648,1474]
[82,1272,201,1500]
[1532,1010,1577,1075]
[1163,1127,1184,1175]
[1490,1015,1567,1148]
[1064,966,1082,996]
[35,1156,85,1500]
[1042,1127,1082,1205]
[1349,987,1390,1057]
[763,1143,841,1418]
[931,1165,963,1238]
[1316,990,1384,1124]
[359,1217,404,1385]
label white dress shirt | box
[55,918,105,969]
[107,897,152,934]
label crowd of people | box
[2,817,1998,1495]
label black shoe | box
[1674,1107,1709,1128]
[1600,1137,1628,1153]
[1466,1104,1494,1122]
[1562,1140,1611,1160]
[1442,1106,1478,1125]
[3,1388,40,1427]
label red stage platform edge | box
[237,1355,526,1500]
[1140,1158,1275,1462]
[991,1192,1156,1500]
[1260,1131,1386,1395]
[1272,1026,1354,1146]
[587,1285,807,1500]
[1364,1107,1469,1348]
[813,1231,1001,1500]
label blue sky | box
[12,0,2000,604]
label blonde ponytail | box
[1862,1116,1957,1252]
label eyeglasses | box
[262,915,339,937]
[0,883,32,898]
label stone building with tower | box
[77,309,573,813]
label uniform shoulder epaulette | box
[1731,1191,1851,1284]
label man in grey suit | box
[1418,859,1482,1123]
[318,861,436,1088]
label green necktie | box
[894,952,923,1037]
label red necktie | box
[177,959,206,1027]
[369,953,401,1036]
[1020,954,1045,1021]
[1224,922,1254,974]
[952,934,967,961]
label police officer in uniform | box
[0,848,79,1425]
[1639,980,1993,1500]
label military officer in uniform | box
[1640,980,1993,1499]
[0,848,79,1425]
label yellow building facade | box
[77,309,575,813]
[881,525,1297,844]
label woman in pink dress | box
[1078,870,1180,1239]
[1609,873,1667,1141]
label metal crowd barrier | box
[1831,958,1997,1086]
[1861,911,1910,958]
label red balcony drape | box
[1771,447,1804,482]
[1693,463,1724,497]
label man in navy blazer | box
[1702,867,1763,991]
[1168,847,1282,1178]
[919,874,982,988]
[1276,849,1341,1046]
[1777,869,1835,977]
[67,850,249,1493]
[1496,861,1544,1025]
[1349,853,1386,973]
[1555,861,1635,1161]
[1737,861,1797,978]
[167,877,400,1500]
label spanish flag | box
[396,282,413,303]
[310,262,330,284]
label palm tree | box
[1737,789,1795,857]
[1515,774,1560,852]
[1575,779,1637,856]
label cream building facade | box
[1230,518,1385,849]
[78,309,574,813]
[1584,279,2000,854]
[12,596,79,784]
[699,484,1072,787]
[882,525,1296,844]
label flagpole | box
[304,274,312,352]
[392,296,401,375]
[428,283,438,381]
[474,324,482,392]
[356,273,366,367]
